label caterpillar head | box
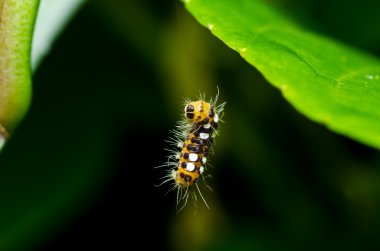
[185,101,215,125]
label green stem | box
[0,0,40,142]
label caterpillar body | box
[157,92,225,211]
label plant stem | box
[0,0,40,137]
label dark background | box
[0,0,380,250]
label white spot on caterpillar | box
[207,23,214,30]
[199,166,204,174]
[214,114,219,123]
[177,142,183,148]
[186,162,195,172]
[189,153,198,162]
[199,133,209,139]
[203,123,211,129]
[202,157,207,164]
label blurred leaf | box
[185,0,380,150]
[0,0,40,150]
[0,3,169,249]
[31,0,87,71]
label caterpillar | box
[156,91,225,211]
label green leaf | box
[0,0,40,149]
[184,0,380,149]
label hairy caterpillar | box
[156,91,225,211]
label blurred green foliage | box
[0,0,380,250]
